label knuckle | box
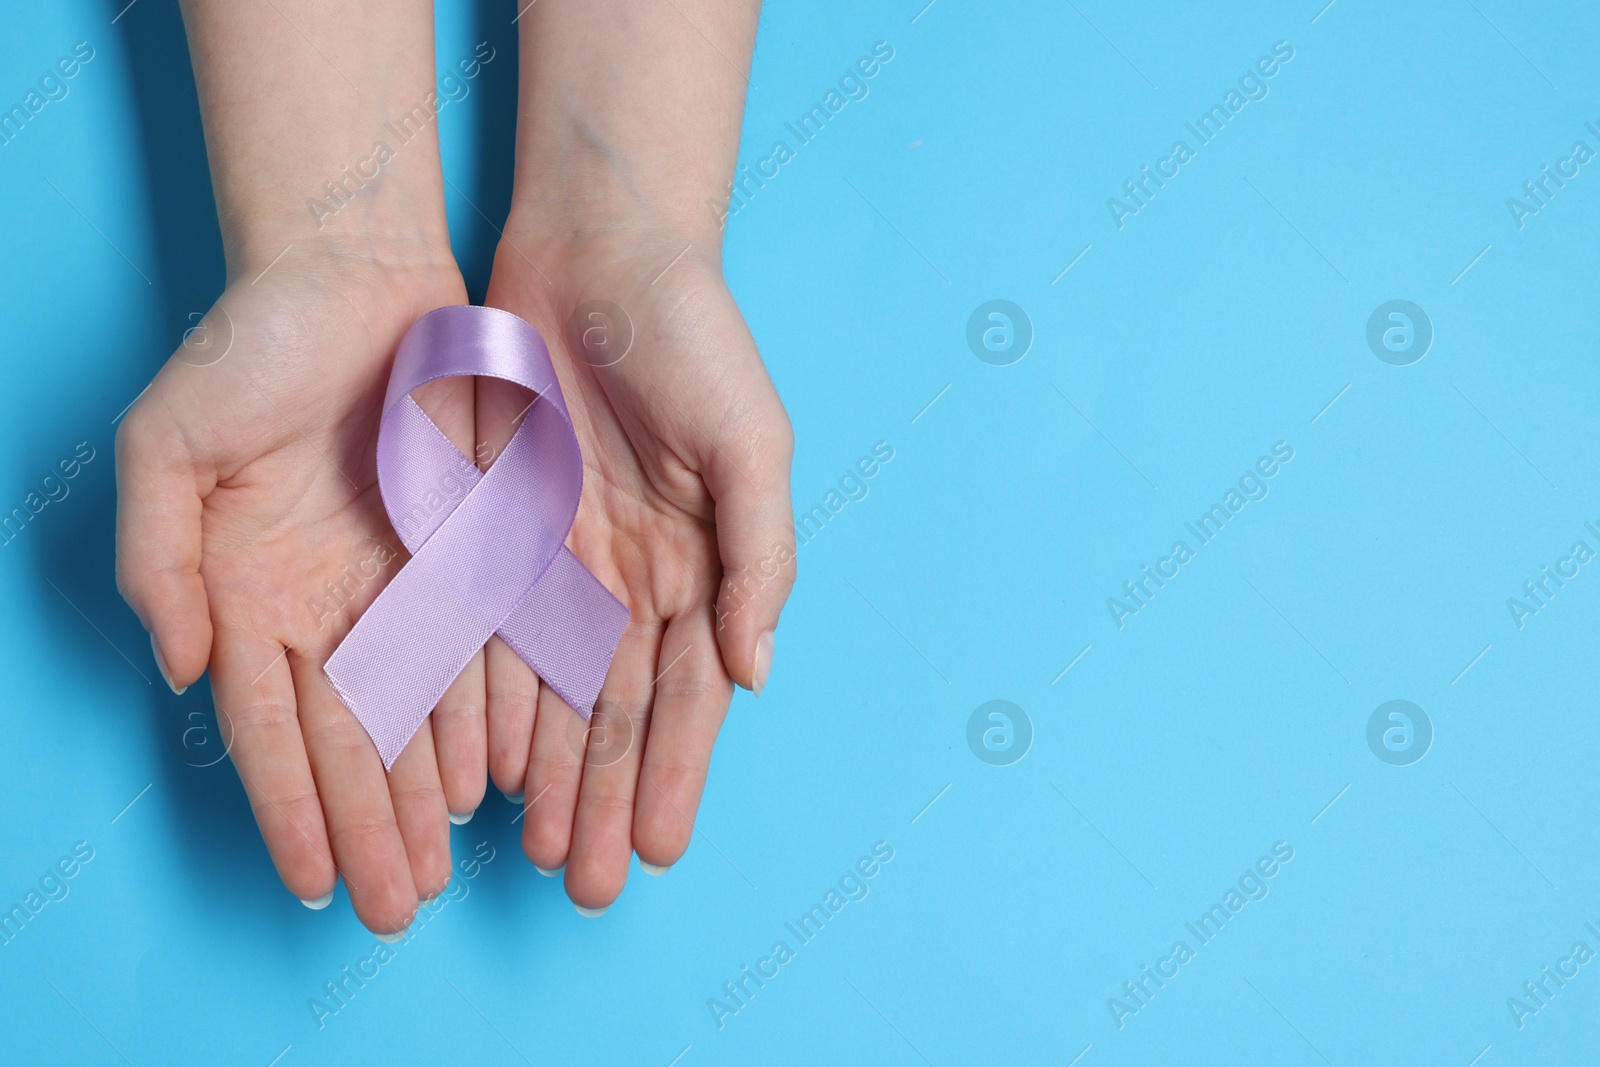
[251,788,326,846]
[646,758,710,792]
[338,816,396,852]
[655,672,724,704]
[229,701,297,735]
[529,750,582,783]
[578,791,635,823]
[488,687,536,716]
[434,700,484,725]
[598,697,649,731]
[488,668,538,709]
[262,786,323,819]
[306,712,377,755]
[388,782,443,809]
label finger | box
[634,605,733,872]
[114,403,213,692]
[565,625,660,913]
[408,346,486,825]
[293,652,418,936]
[699,369,796,696]
[210,627,336,905]
[432,646,487,821]
[520,681,585,876]
[388,708,453,901]
[485,636,538,801]
[471,374,540,804]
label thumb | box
[115,405,213,694]
[703,396,796,696]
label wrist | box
[211,231,466,358]
[217,150,455,285]
[507,0,758,257]
[504,164,726,272]
[222,221,458,291]
[179,0,468,286]
[489,101,736,348]
[501,199,723,302]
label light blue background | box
[4,1,1599,1064]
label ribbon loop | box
[325,305,629,770]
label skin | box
[117,0,471,934]
[477,0,795,911]
[116,0,793,928]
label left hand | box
[479,221,795,912]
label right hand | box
[115,244,482,935]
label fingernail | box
[535,864,564,878]
[501,790,525,806]
[150,634,186,696]
[299,890,334,910]
[752,630,774,697]
[375,930,406,944]
[448,810,475,825]
[640,861,671,876]
[574,903,609,918]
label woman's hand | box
[116,247,481,933]
[481,220,795,912]
[125,0,481,933]
[483,0,787,914]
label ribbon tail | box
[325,558,493,770]
[496,547,630,719]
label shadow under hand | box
[115,0,226,340]
[28,0,302,928]
[451,0,519,303]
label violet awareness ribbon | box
[324,305,629,770]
